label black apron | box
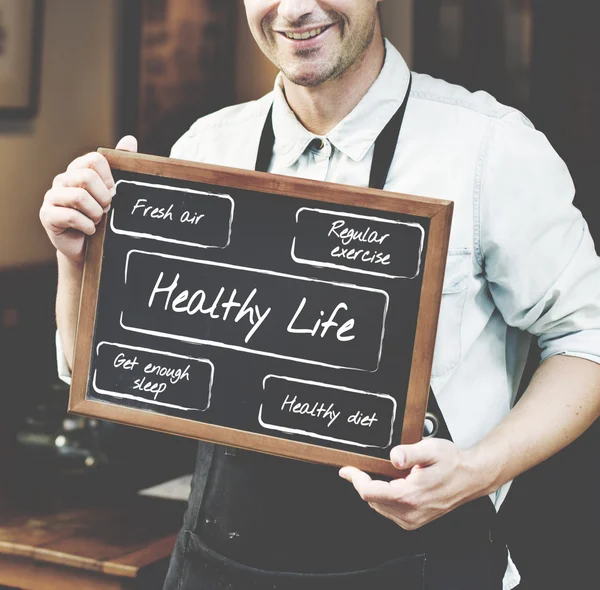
[164,76,508,590]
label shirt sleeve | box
[56,331,72,385]
[479,110,600,365]
[170,130,192,159]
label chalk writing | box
[121,250,388,371]
[93,342,212,411]
[260,375,396,448]
[292,207,425,279]
[111,180,234,248]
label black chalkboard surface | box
[70,150,453,477]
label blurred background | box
[0,1,597,589]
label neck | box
[282,35,386,136]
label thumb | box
[115,135,138,152]
[390,441,437,470]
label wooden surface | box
[0,495,184,589]
[70,150,453,478]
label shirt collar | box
[271,78,316,168]
[271,40,411,168]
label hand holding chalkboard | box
[69,150,452,477]
[40,136,138,264]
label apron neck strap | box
[255,74,413,192]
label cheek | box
[325,0,373,13]
[330,0,378,23]
[245,1,277,40]
[245,0,275,27]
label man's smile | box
[276,24,333,40]
[247,1,382,88]
[273,23,337,48]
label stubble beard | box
[272,15,378,88]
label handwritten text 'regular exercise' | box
[149,271,356,345]
[328,220,391,266]
[293,208,424,280]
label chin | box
[286,74,325,88]
[282,64,335,88]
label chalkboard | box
[70,150,453,477]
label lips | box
[282,25,330,40]
[277,24,333,42]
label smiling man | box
[40,1,600,589]
[247,0,383,88]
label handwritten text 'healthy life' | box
[148,272,356,344]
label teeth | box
[285,27,325,40]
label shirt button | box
[311,138,325,150]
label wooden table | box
[0,496,185,590]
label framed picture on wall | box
[0,0,43,117]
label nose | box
[277,0,319,22]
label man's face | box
[244,0,382,87]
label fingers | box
[340,441,466,532]
[40,137,140,263]
[339,467,406,505]
[339,467,431,530]
[339,466,372,488]
[390,439,441,470]
[44,187,104,225]
[67,151,115,195]
[368,502,423,531]
[54,167,113,210]
[115,135,138,152]
[41,204,97,237]
[63,135,138,200]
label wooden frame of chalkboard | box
[69,149,452,478]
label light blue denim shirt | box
[167,39,600,450]
[59,40,600,590]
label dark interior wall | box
[0,263,198,507]
[414,2,599,589]
[0,265,58,446]
[530,0,600,234]
[505,3,600,588]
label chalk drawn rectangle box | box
[260,375,397,449]
[120,250,389,372]
[292,207,425,279]
[111,179,234,249]
[93,342,213,412]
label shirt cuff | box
[539,329,600,366]
[557,351,600,364]
[56,331,72,385]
